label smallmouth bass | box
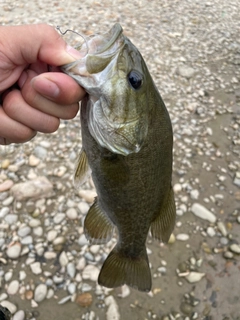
[61,23,176,292]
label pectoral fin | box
[84,200,114,244]
[74,149,91,188]
[151,186,176,243]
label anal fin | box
[151,186,176,243]
[74,149,91,187]
[98,246,151,292]
[84,200,114,244]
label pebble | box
[18,226,31,238]
[78,234,88,246]
[0,300,17,314]
[34,284,48,302]
[66,208,78,220]
[190,189,199,200]
[21,235,33,245]
[68,283,76,295]
[2,196,14,206]
[191,203,217,223]
[0,207,9,218]
[67,262,76,278]
[0,293,8,301]
[30,262,42,275]
[47,230,58,242]
[185,272,205,283]
[12,310,25,320]
[29,154,40,167]
[177,65,195,79]
[217,221,227,237]
[78,190,97,203]
[229,243,240,254]
[105,295,120,320]
[34,146,48,159]
[4,214,18,224]
[7,280,19,295]
[53,213,66,224]
[0,180,14,192]
[1,159,10,169]
[58,295,72,305]
[6,243,21,259]
[59,251,69,267]
[207,227,216,237]
[223,251,234,259]
[82,265,99,282]
[78,202,90,214]
[176,234,189,241]
[11,177,53,200]
[76,292,93,307]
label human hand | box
[0,24,85,145]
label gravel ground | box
[0,0,240,319]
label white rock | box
[7,280,19,295]
[21,236,33,245]
[177,66,195,79]
[30,262,42,275]
[58,295,71,305]
[78,190,97,203]
[229,244,240,254]
[33,226,43,237]
[46,288,55,299]
[82,265,99,282]
[12,310,25,320]
[29,154,40,167]
[67,262,76,278]
[11,177,53,200]
[78,202,89,214]
[47,230,58,242]
[59,251,68,267]
[90,245,100,254]
[0,293,8,301]
[19,270,26,281]
[28,219,41,228]
[176,234,189,241]
[0,300,17,314]
[53,213,65,224]
[185,272,205,283]
[190,189,199,200]
[117,285,131,298]
[4,271,13,282]
[207,227,216,237]
[34,284,47,302]
[44,251,57,260]
[105,295,120,320]
[6,243,21,259]
[173,183,182,193]
[217,221,227,237]
[68,283,76,295]
[18,226,31,238]
[66,208,78,220]
[0,207,10,218]
[78,234,88,246]
[4,214,18,224]
[191,203,216,223]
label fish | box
[0,305,11,320]
[61,23,176,292]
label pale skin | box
[0,24,86,145]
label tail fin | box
[98,246,151,292]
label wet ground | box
[0,0,240,319]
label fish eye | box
[127,70,143,90]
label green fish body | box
[62,23,176,292]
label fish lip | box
[95,23,123,54]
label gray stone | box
[34,284,47,302]
[11,177,53,200]
[177,66,195,79]
[191,203,217,223]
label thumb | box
[1,24,83,66]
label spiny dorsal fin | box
[84,200,114,244]
[74,149,91,188]
[98,246,151,292]
[150,186,176,243]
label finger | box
[1,24,83,67]
[32,72,85,104]
[3,89,60,133]
[0,106,36,144]
[19,70,80,119]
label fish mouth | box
[93,23,123,54]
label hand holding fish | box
[0,24,85,145]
